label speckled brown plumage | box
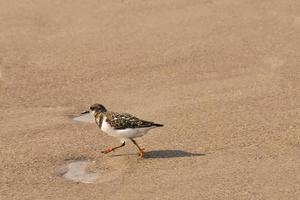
[105,112,162,129]
[95,111,163,129]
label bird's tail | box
[153,123,164,127]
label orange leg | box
[130,138,145,158]
[101,141,125,154]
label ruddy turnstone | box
[82,104,163,158]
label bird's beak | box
[81,110,90,115]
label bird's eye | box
[90,107,94,110]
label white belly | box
[100,117,154,139]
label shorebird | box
[82,104,163,158]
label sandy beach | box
[1,0,300,199]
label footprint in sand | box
[0,58,3,81]
[294,16,300,27]
[258,56,285,90]
[263,56,284,70]
[0,66,2,80]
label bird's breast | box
[101,117,113,133]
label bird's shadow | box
[112,150,205,159]
[144,150,205,159]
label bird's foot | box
[138,151,145,158]
[101,148,113,154]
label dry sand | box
[1,0,300,199]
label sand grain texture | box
[1,0,300,199]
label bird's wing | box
[105,112,159,129]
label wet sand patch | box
[56,159,97,183]
[56,158,123,184]
[73,112,94,123]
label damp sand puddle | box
[57,159,122,184]
[57,160,97,183]
[73,112,94,123]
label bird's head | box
[81,103,107,116]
